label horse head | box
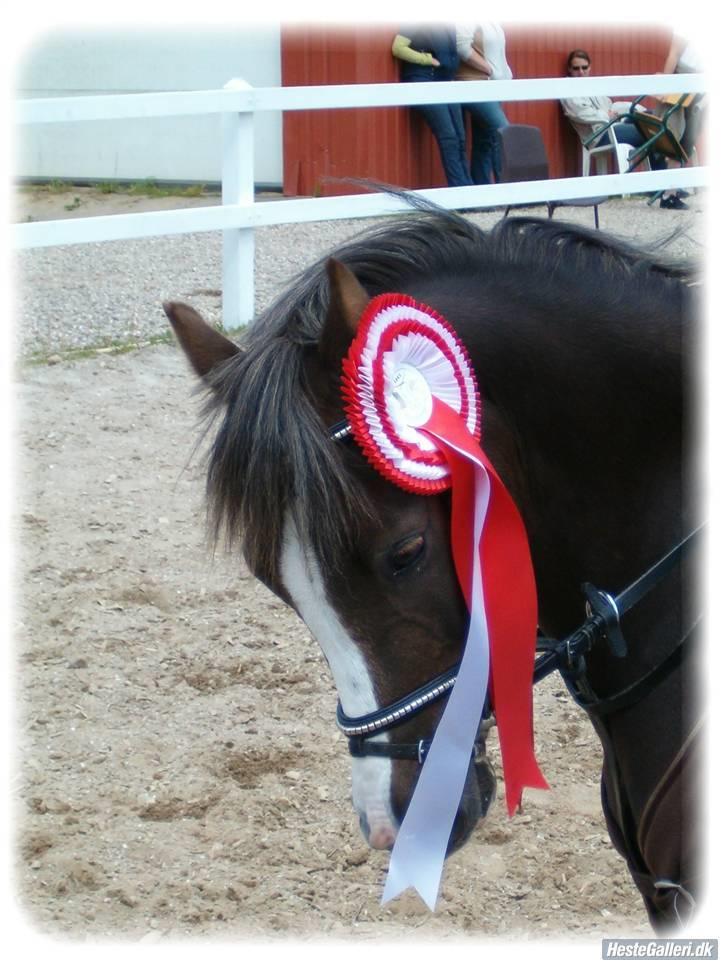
[165,258,498,855]
[166,206,701,926]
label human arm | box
[662,34,687,75]
[561,95,612,126]
[392,34,439,67]
[455,24,492,75]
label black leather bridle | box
[329,419,702,763]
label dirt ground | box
[14,187,654,949]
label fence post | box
[221,78,255,331]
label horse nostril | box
[358,813,371,842]
[359,813,396,850]
[368,826,396,850]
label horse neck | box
[445,272,697,867]
[453,285,690,647]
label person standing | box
[392,26,474,187]
[660,34,704,167]
[456,23,511,184]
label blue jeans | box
[595,122,666,170]
[414,102,474,187]
[463,101,509,184]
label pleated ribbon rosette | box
[341,293,548,910]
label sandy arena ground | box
[15,186,689,954]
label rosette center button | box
[389,364,433,428]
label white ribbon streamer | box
[382,434,492,910]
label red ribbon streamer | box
[423,398,549,816]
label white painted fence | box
[14,72,706,330]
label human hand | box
[431,57,440,66]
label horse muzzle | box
[352,719,497,855]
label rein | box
[533,525,703,709]
[333,499,703,762]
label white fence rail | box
[14,72,706,330]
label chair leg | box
[616,143,631,175]
[593,205,600,230]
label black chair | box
[497,125,607,229]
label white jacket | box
[561,94,613,143]
[456,23,512,80]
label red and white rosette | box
[342,293,548,911]
[341,294,480,494]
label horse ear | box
[318,259,370,368]
[164,301,241,378]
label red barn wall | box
[281,23,674,196]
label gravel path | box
[14,192,705,360]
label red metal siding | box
[281,23,674,196]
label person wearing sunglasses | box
[560,49,680,207]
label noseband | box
[336,666,468,764]
[330,416,702,766]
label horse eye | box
[388,534,426,574]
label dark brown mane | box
[199,207,696,587]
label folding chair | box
[622,93,697,204]
[497,125,607,229]
[625,94,692,171]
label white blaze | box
[279,516,397,846]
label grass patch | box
[18,179,211,199]
[21,322,248,367]
[124,179,208,198]
[22,332,176,366]
[40,179,71,195]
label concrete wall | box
[14,26,282,186]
